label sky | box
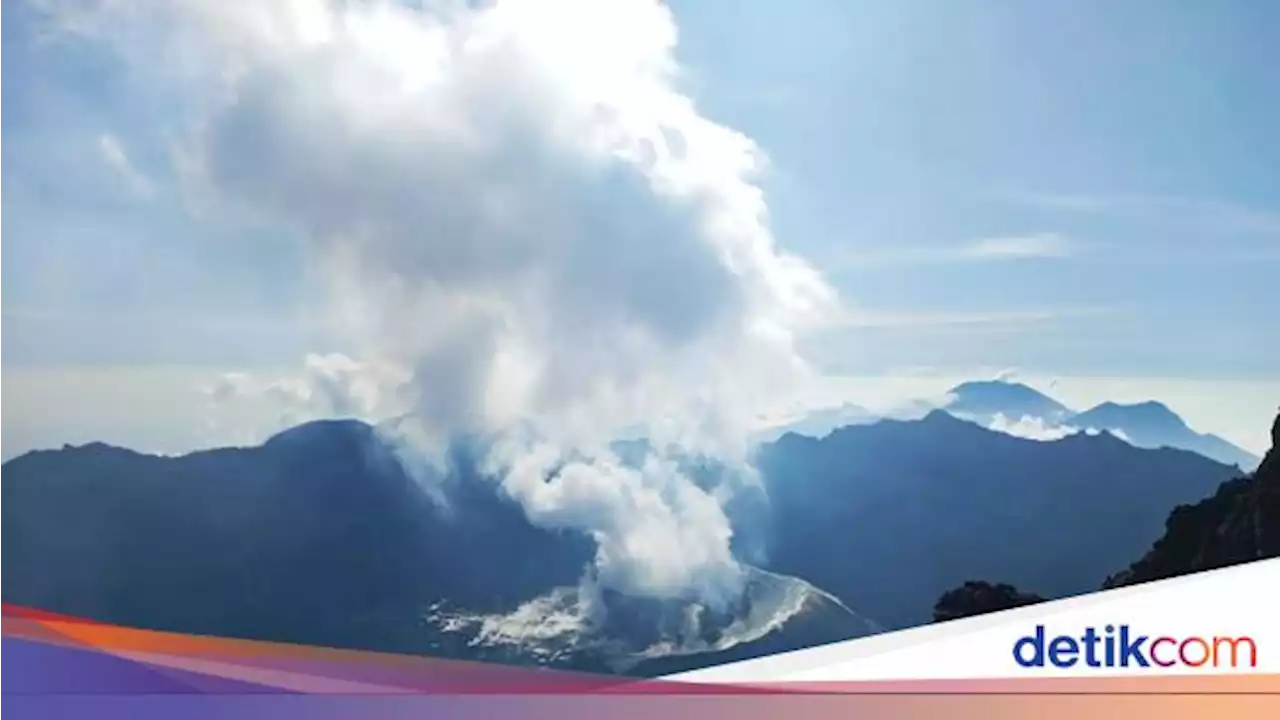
[3,0,1278,459]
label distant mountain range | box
[3,401,1250,672]
[943,380,1260,470]
[755,381,1258,472]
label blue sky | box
[3,0,1277,455]
[666,0,1279,377]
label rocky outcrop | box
[1102,410,1280,588]
[932,581,1045,623]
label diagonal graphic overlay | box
[7,560,1280,697]
[671,559,1280,685]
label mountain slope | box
[756,410,1239,629]
[931,412,1280,622]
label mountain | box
[944,380,1258,470]
[1071,401,1259,470]
[0,420,869,676]
[752,403,879,444]
[755,410,1239,629]
[945,380,1073,424]
[930,412,1280,622]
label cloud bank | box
[834,233,1074,270]
[205,353,409,427]
[55,0,838,611]
[984,412,1132,444]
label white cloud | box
[982,412,1135,444]
[52,0,838,611]
[97,132,155,199]
[993,368,1020,383]
[204,353,410,427]
[959,233,1073,259]
[834,232,1074,269]
[985,413,1076,441]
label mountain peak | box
[264,418,376,447]
[1074,400,1189,433]
[948,379,1043,396]
[1089,399,1175,415]
[1069,401,1258,470]
[945,380,1071,421]
[922,408,968,425]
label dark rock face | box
[1103,412,1280,589]
[932,581,1045,623]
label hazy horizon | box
[4,366,1276,461]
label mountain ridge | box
[932,411,1280,623]
[755,410,1237,628]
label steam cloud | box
[58,0,839,611]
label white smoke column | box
[57,0,840,610]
